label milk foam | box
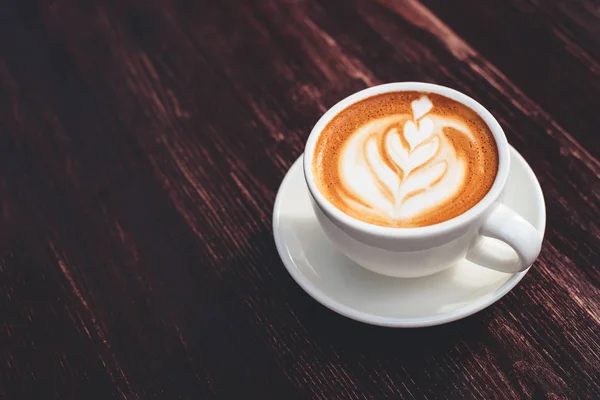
[337,96,475,223]
[314,91,498,227]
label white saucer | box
[273,146,546,327]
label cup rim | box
[303,82,511,239]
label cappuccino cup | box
[303,82,543,278]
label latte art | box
[314,92,498,227]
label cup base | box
[272,146,545,327]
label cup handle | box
[466,203,543,274]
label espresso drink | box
[313,92,498,227]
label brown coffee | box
[312,91,498,228]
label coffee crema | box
[312,91,498,228]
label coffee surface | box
[313,91,498,227]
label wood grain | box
[0,0,598,398]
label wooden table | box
[1,0,599,398]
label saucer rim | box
[273,146,546,328]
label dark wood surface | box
[1,0,599,398]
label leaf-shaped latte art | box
[337,96,475,222]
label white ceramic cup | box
[303,82,543,278]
